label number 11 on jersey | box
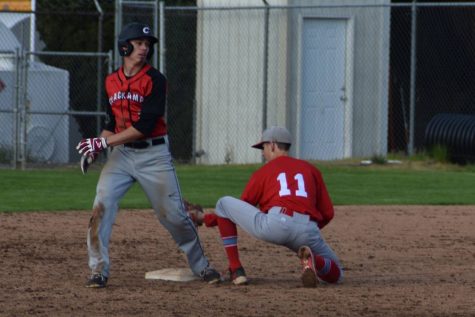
[277,172,308,197]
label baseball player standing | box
[193,127,343,286]
[76,22,220,288]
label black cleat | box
[230,267,248,285]
[85,273,108,288]
[200,267,221,284]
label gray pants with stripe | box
[87,137,210,278]
[215,196,343,281]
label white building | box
[0,19,70,163]
[195,0,390,164]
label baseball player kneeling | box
[192,126,343,287]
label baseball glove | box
[183,200,204,227]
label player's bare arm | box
[102,126,144,147]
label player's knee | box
[158,205,192,228]
[89,203,105,226]
[215,196,234,210]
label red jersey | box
[241,156,334,228]
[104,64,167,138]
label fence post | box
[408,1,418,156]
[262,0,270,131]
[20,50,30,170]
[159,1,166,75]
[114,0,122,70]
[12,48,21,169]
[94,0,104,136]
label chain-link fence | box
[1,1,475,168]
[0,49,112,168]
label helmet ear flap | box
[118,41,133,57]
[118,39,154,59]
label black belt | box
[124,137,165,149]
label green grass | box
[322,165,474,205]
[0,160,474,212]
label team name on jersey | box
[109,91,144,105]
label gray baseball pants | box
[87,136,210,277]
[215,196,343,282]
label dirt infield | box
[1,206,474,317]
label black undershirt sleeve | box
[133,70,167,136]
[103,90,116,132]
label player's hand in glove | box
[76,137,108,156]
[80,153,97,175]
[184,200,204,226]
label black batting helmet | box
[118,22,158,58]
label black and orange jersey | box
[104,63,167,138]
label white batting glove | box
[76,137,108,156]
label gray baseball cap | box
[252,126,292,149]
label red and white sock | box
[314,255,341,283]
[217,216,242,270]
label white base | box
[145,268,199,282]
